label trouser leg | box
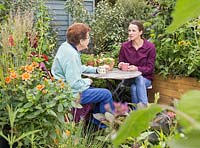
[80,87,114,128]
[130,76,151,104]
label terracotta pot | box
[86,61,95,66]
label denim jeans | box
[80,87,114,128]
[125,75,151,104]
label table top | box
[82,68,142,80]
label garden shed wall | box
[46,0,95,45]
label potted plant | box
[96,57,115,71]
[81,54,96,66]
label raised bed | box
[148,74,200,104]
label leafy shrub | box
[0,62,75,147]
[148,0,200,78]
[65,0,152,57]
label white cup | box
[97,66,107,74]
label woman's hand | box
[102,64,110,71]
[118,62,124,69]
[128,65,138,71]
[88,78,93,84]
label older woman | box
[51,23,114,127]
[118,20,156,108]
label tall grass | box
[0,9,34,75]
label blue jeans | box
[125,76,151,104]
[80,87,114,128]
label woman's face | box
[128,24,143,41]
[79,32,90,51]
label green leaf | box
[112,105,161,147]
[57,113,65,123]
[0,64,5,86]
[23,102,33,108]
[58,103,63,112]
[15,130,41,143]
[47,109,57,117]
[105,112,115,123]
[0,4,5,10]
[175,90,200,129]
[167,0,200,32]
[71,101,82,108]
[168,130,200,148]
[93,113,105,121]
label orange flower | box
[31,62,39,68]
[65,130,71,137]
[21,72,31,81]
[25,65,34,73]
[36,84,45,90]
[10,72,17,79]
[5,77,11,84]
[60,82,65,88]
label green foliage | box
[65,0,91,23]
[34,0,58,59]
[113,105,162,147]
[65,0,152,57]
[0,0,11,23]
[0,105,40,148]
[167,0,200,32]
[81,53,96,65]
[155,17,200,78]
[0,62,75,147]
[148,0,200,79]
[168,129,200,148]
[175,90,200,129]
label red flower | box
[42,54,48,61]
[8,36,14,46]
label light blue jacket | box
[51,42,97,96]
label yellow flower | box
[5,77,11,84]
[21,72,31,81]
[10,72,17,79]
[25,65,34,73]
[36,84,45,91]
[178,41,186,45]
